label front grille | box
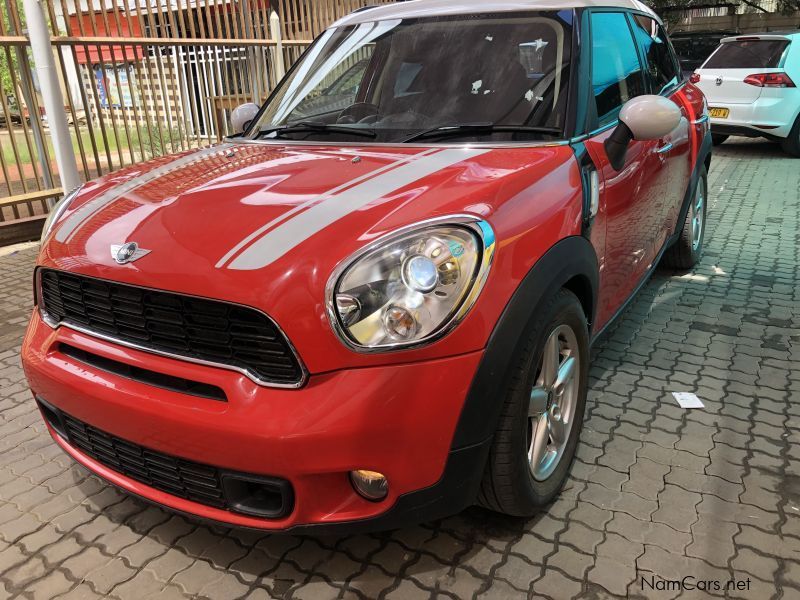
[38,399,293,518]
[38,269,304,386]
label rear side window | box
[704,39,789,68]
[630,15,680,93]
[590,12,646,124]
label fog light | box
[350,469,388,501]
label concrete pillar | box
[23,0,81,198]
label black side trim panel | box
[450,236,599,450]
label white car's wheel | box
[780,115,800,157]
[711,134,728,146]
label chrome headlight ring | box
[40,185,83,243]
[325,215,495,352]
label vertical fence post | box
[23,0,81,199]
[13,44,54,189]
[269,9,285,83]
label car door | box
[630,14,693,243]
[582,11,671,328]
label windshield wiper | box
[401,122,562,143]
[257,121,377,139]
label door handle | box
[655,142,673,154]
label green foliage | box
[133,119,182,159]
[646,0,800,17]
[0,0,26,96]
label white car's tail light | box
[743,73,796,88]
[326,218,495,351]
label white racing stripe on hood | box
[216,148,440,269]
[54,145,227,244]
[227,148,491,271]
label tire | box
[478,288,589,517]
[711,134,728,146]
[662,166,707,270]
[780,115,800,157]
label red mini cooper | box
[23,0,710,532]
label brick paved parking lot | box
[0,139,798,599]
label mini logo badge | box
[715,76,723,86]
[110,242,150,265]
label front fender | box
[451,235,599,450]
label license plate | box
[709,107,729,119]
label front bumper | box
[22,310,484,531]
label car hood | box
[40,141,578,372]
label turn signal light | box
[743,73,796,88]
[689,72,701,84]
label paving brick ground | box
[0,138,798,599]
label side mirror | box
[604,95,682,170]
[230,102,260,134]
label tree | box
[646,0,800,16]
[1,0,27,103]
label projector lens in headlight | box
[327,220,494,350]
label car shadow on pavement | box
[715,137,787,159]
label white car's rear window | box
[704,39,789,69]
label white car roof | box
[333,0,659,27]
[721,32,800,43]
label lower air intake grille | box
[38,268,304,386]
[38,401,293,519]
[63,412,229,508]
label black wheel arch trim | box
[450,235,599,452]
[670,128,712,251]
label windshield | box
[249,11,574,144]
[704,39,789,69]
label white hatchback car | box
[691,32,800,156]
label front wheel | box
[662,166,707,270]
[478,289,589,516]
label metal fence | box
[0,0,394,240]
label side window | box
[631,15,680,93]
[590,12,646,125]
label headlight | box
[326,217,495,350]
[41,185,82,243]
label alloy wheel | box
[691,176,706,251]
[528,324,580,481]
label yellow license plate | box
[709,108,729,119]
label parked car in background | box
[23,0,711,533]
[0,96,29,128]
[692,31,800,155]
[671,30,738,77]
